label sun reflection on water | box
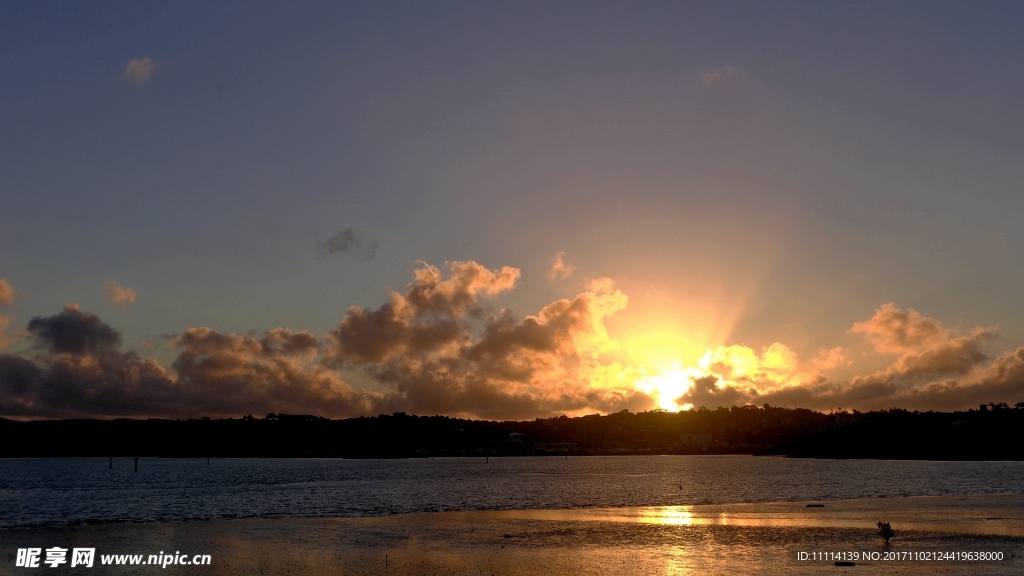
[637,506,695,526]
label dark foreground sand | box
[2,494,1023,575]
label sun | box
[623,330,710,411]
[636,367,702,411]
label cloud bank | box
[1,264,1023,419]
[1,304,376,418]
[663,303,1013,412]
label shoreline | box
[2,494,1023,575]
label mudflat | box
[2,494,1022,575]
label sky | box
[2,1,1024,419]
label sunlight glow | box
[635,367,704,411]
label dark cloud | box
[27,304,121,354]
[678,375,756,410]
[170,327,377,418]
[1,306,378,418]
[318,227,379,261]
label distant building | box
[680,434,712,446]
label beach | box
[2,494,1022,575]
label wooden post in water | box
[207,457,210,465]
[109,456,112,470]
[134,456,138,473]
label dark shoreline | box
[3,404,1024,460]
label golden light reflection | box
[664,545,693,576]
[637,506,695,526]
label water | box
[1,456,1022,529]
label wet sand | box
[2,494,1023,575]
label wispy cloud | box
[547,251,576,279]
[318,227,379,261]
[103,281,137,308]
[123,57,156,85]
[701,66,746,86]
[0,279,14,306]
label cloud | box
[0,279,13,306]
[0,316,13,351]
[326,260,522,365]
[327,261,649,419]
[0,280,13,351]
[850,302,948,353]
[701,66,746,86]
[103,281,137,308]
[2,305,176,418]
[0,305,377,418]
[812,347,851,370]
[170,327,377,417]
[663,305,1013,412]
[27,304,121,355]
[4,282,1023,419]
[318,227,379,261]
[547,251,576,279]
[123,57,156,85]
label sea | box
[2,456,1023,529]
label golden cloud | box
[0,279,14,306]
[103,281,137,308]
[547,251,576,279]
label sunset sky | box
[3,2,1024,419]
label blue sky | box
[2,2,1024,418]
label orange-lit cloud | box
[547,251,576,279]
[655,305,1014,412]
[123,57,156,85]
[850,302,948,353]
[0,279,13,306]
[103,281,137,308]
[2,272,1024,419]
[812,346,851,370]
[328,262,649,419]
